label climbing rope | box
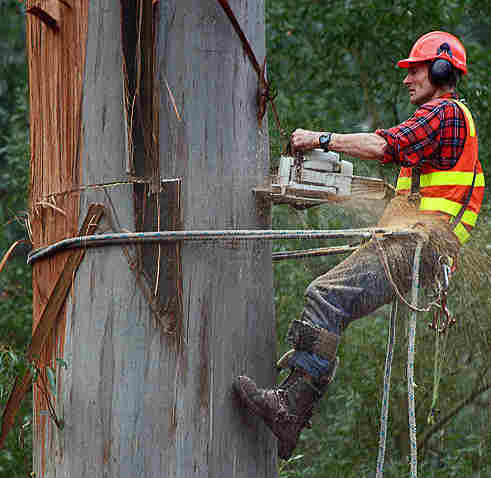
[373,234,439,313]
[375,299,398,478]
[375,239,424,478]
[27,227,414,265]
[408,239,424,478]
[426,258,453,424]
[427,319,449,426]
[272,244,358,261]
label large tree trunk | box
[154,1,276,476]
[29,1,276,476]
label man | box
[233,31,485,459]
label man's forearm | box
[329,132,386,161]
[290,129,387,161]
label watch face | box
[319,134,331,149]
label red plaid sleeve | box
[375,98,466,170]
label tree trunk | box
[30,0,276,476]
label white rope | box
[408,240,424,478]
[375,299,398,478]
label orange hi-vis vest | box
[395,99,485,245]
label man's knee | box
[304,279,325,302]
[302,281,348,334]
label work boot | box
[233,364,337,460]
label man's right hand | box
[290,129,325,153]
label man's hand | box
[290,129,324,153]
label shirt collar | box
[438,92,457,99]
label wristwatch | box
[319,133,332,151]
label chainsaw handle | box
[284,139,292,155]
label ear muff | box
[430,43,453,85]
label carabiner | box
[438,256,452,292]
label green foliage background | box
[0,1,489,476]
[267,1,491,477]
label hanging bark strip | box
[0,204,104,449]
[26,0,65,30]
[0,240,28,274]
[216,0,284,132]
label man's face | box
[403,63,437,105]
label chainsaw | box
[255,149,392,208]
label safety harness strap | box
[450,161,477,229]
[410,165,422,197]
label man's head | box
[398,31,467,105]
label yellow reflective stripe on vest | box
[460,209,478,227]
[396,176,411,190]
[420,197,478,226]
[453,222,470,245]
[451,100,476,137]
[420,171,485,187]
[396,172,484,190]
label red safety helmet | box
[397,31,467,75]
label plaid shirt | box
[375,93,467,170]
